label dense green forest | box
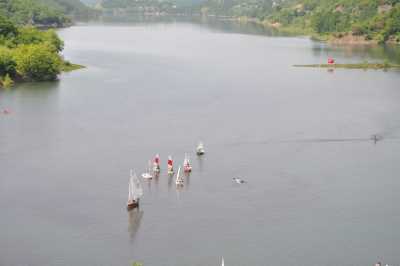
[198,0,400,43]
[0,1,87,87]
[267,0,400,43]
[0,0,94,26]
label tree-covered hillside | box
[199,0,276,18]
[267,0,400,43]
[0,0,94,26]
[0,1,88,87]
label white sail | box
[128,177,133,201]
[132,173,143,200]
[197,142,205,154]
[176,166,181,180]
[221,257,224,266]
[176,166,183,185]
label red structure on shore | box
[328,58,335,64]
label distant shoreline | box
[294,63,400,70]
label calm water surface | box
[1,20,400,266]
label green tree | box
[0,15,18,37]
[0,46,17,77]
[14,27,64,52]
[13,43,62,81]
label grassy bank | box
[60,61,86,72]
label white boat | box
[175,166,184,186]
[221,257,224,266]
[142,160,153,179]
[167,155,174,174]
[127,170,144,210]
[233,177,246,184]
[153,154,161,173]
[183,153,192,173]
[196,142,205,155]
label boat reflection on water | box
[196,155,205,173]
[184,172,190,188]
[128,208,144,243]
[168,173,173,190]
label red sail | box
[154,154,160,164]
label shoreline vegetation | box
[61,62,86,72]
[294,62,400,69]
[95,0,400,45]
[0,17,86,88]
[0,0,94,88]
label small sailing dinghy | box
[142,160,153,179]
[221,257,225,266]
[127,170,144,210]
[153,154,161,173]
[183,153,192,173]
[175,166,184,186]
[233,177,246,184]
[196,142,205,155]
[167,155,174,175]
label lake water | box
[1,19,400,266]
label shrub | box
[13,44,62,81]
[0,46,17,77]
[0,15,17,38]
[14,27,64,52]
[1,73,14,88]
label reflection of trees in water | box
[311,43,400,64]
[128,208,144,243]
[196,156,204,173]
[95,14,289,37]
[194,17,286,37]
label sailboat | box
[233,177,246,184]
[196,142,205,155]
[127,170,144,210]
[153,154,161,173]
[221,257,225,266]
[167,155,174,175]
[175,165,184,186]
[142,160,153,179]
[183,153,192,173]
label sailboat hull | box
[127,200,139,210]
[142,173,153,179]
